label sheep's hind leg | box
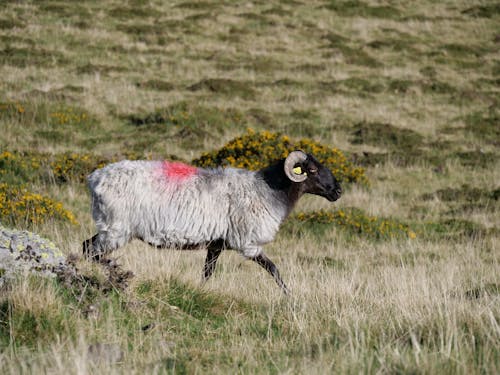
[251,252,290,295]
[203,240,224,281]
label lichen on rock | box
[0,224,67,286]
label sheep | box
[83,150,342,293]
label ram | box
[83,151,342,293]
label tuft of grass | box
[292,63,327,73]
[461,4,500,18]
[454,151,497,168]
[116,23,172,45]
[0,293,72,348]
[441,43,487,59]
[353,147,498,169]
[420,66,437,78]
[76,63,128,75]
[37,3,92,19]
[217,56,282,74]
[124,102,246,149]
[319,77,387,97]
[387,79,414,94]
[421,80,457,95]
[297,254,348,270]
[237,12,278,30]
[0,46,67,68]
[340,77,385,94]
[136,79,175,92]
[136,278,252,336]
[175,1,220,10]
[245,108,274,127]
[163,279,231,323]
[324,1,402,19]
[367,37,417,53]
[188,78,256,100]
[321,31,349,46]
[420,219,492,240]
[108,6,159,19]
[284,109,322,137]
[320,31,382,68]
[421,185,499,216]
[0,18,24,29]
[350,121,424,151]
[262,6,292,17]
[464,108,500,144]
[322,44,382,68]
[421,185,499,203]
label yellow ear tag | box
[293,166,305,175]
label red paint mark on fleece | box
[162,161,197,181]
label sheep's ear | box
[285,151,308,182]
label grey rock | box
[0,224,67,286]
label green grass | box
[0,46,68,68]
[188,78,257,100]
[0,277,76,348]
[0,0,499,373]
[349,121,424,150]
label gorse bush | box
[0,183,77,226]
[290,208,417,240]
[192,129,368,185]
[50,153,112,183]
[0,151,42,184]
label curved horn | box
[284,150,308,182]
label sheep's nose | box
[335,186,342,196]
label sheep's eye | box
[308,167,318,174]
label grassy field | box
[0,0,499,373]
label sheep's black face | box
[300,154,342,202]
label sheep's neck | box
[286,184,305,207]
[258,160,304,216]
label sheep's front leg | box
[83,230,129,261]
[83,234,103,260]
[203,240,224,281]
[251,252,290,295]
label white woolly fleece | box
[88,160,292,258]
